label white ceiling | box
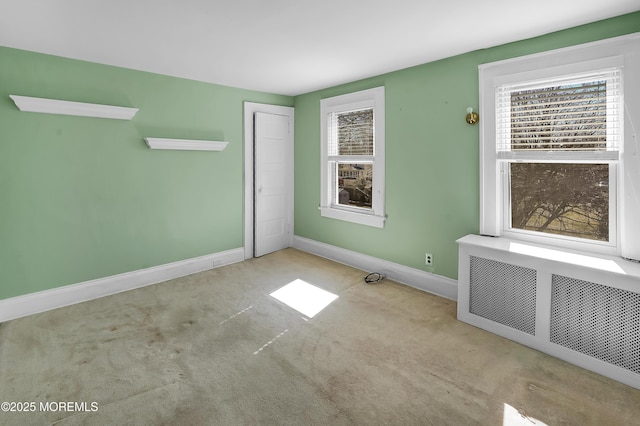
[1,0,638,96]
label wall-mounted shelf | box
[9,95,139,120]
[144,138,228,151]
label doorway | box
[243,102,294,259]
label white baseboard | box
[293,236,457,300]
[0,248,244,323]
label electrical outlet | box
[425,253,433,266]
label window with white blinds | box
[496,69,622,161]
[479,33,640,260]
[320,87,385,228]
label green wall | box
[0,47,292,300]
[2,12,638,302]
[292,12,640,280]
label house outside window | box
[479,33,640,260]
[320,87,385,228]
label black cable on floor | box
[364,272,385,284]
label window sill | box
[319,206,385,228]
[501,229,617,257]
[457,234,640,279]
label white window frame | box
[479,32,640,260]
[320,87,385,228]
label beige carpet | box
[0,248,638,425]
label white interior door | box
[254,112,291,257]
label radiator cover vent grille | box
[458,236,640,389]
[469,256,537,335]
[551,275,640,374]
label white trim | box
[293,236,457,300]
[144,138,228,151]
[320,87,386,228]
[9,95,138,120]
[0,248,244,323]
[318,207,386,228]
[479,31,640,260]
[478,32,640,71]
[243,102,294,260]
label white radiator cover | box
[457,234,640,390]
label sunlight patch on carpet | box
[270,279,338,318]
[503,403,548,426]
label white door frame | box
[243,102,294,260]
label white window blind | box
[496,69,621,162]
[328,108,374,157]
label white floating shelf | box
[144,138,229,151]
[9,95,138,120]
